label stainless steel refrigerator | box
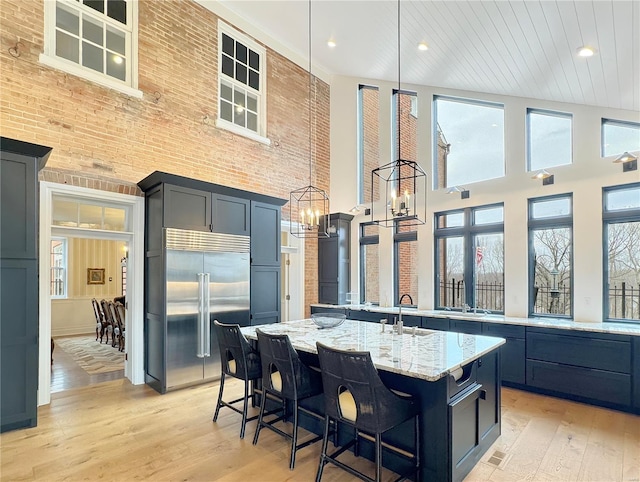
[164,228,250,390]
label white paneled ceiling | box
[203,0,640,112]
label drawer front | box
[401,314,421,327]
[482,322,525,339]
[527,360,631,406]
[449,319,483,335]
[423,317,449,331]
[527,331,631,373]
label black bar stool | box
[315,342,420,482]
[252,329,327,470]
[212,320,262,439]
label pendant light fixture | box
[371,0,427,228]
[290,0,329,238]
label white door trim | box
[281,222,305,321]
[38,181,145,406]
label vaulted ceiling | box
[202,1,640,112]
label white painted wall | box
[330,75,640,322]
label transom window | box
[603,183,640,323]
[527,109,573,171]
[40,0,139,96]
[528,195,573,318]
[217,22,267,143]
[433,96,505,189]
[357,85,380,205]
[602,119,640,158]
[52,196,129,231]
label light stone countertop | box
[241,319,505,382]
[311,304,640,337]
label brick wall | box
[0,0,329,311]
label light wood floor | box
[51,336,124,393]
[1,377,639,481]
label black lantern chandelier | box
[290,0,329,238]
[371,0,427,228]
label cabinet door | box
[1,260,38,432]
[423,317,450,331]
[1,152,37,259]
[250,201,281,266]
[212,194,249,235]
[251,266,281,325]
[164,184,212,231]
[482,324,525,385]
[318,237,338,304]
[449,384,483,476]
[449,319,483,335]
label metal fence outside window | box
[609,282,640,320]
[439,279,504,312]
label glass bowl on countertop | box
[311,312,346,329]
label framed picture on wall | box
[87,268,105,285]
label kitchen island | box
[241,319,505,482]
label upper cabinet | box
[140,171,283,237]
[163,184,250,236]
[250,201,281,266]
[163,184,212,232]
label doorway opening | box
[281,227,304,321]
[39,182,144,406]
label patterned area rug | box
[54,336,124,375]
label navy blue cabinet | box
[318,213,353,305]
[1,138,51,433]
[423,317,450,331]
[482,323,525,385]
[449,319,483,335]
[310,306,346,316]
[526,328,632,408]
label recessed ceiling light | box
[418,42,429,51]
[327,39,336,48]
[577,46,595,57]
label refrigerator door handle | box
[196,272,206,358]
[203,272,211,357]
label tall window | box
[527,109,572,171]
[603,183,640,322]
[358,85,379,205]
[393,89,417,162]
[602,119,640,157]
[41,0,138,94]
[395,222,417,307]
[434,96,504,189]
[51,238,67,298]
[435,205,504,312]
[528,195,573,317]
[218,22,267,142]
[359,223,379,305]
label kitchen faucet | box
[397,293,414,327]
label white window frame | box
[40,0,142,98]
[50,237,68,299]
[217,21,270,145]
